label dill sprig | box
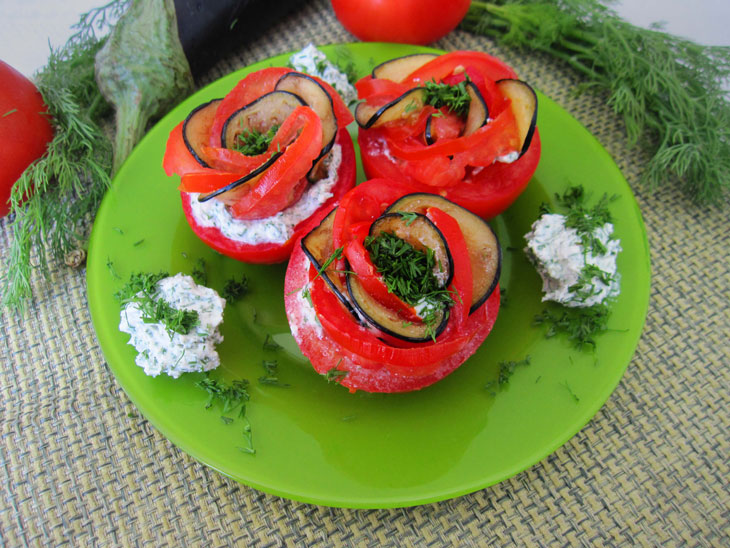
[462,0,730,206]
[1,4,123,312]
[423,79,471,117]
[196,375,251,419]
[221,274,249,302]
[233,125,279,156]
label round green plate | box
[87,43,650,509]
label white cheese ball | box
[524,213,621,307]
[119,273,226,378]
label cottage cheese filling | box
[524,213,621,308]
[189,144,342,245]
[289,44,357,106]
[119,273,226,378]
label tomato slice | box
[403,51,518,87]
[226,106,322,219]
[344,238,422,323]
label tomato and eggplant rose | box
[355,51,541,219]
[284,178,502,393]
[162,67,356,263]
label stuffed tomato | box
[355,51,541,219]
[163,67,356,263]
[284,178,502,393]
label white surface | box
[0,1,728,78]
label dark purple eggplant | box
[496,79,538,157]
[355,87,426,129]
[371,53,438,82]
[182,98,222,168]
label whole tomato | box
[331,0,471,45]
[0,60,54,217]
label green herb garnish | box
[485,356,531,393]
[222,274,249,302]
[196,375,250,419]
[191,258,207,286]
[534,303,610,349]
[1,109,17,118]
[326,367,349,383]
[116,272,199,336]
[397,211,419,226]
[258,360,290,387]
[462,0,730,206]
[364,232,453,337]
[423,79,471,117]
[233,124,279,156]
[262,334,282,351]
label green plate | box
[87,43,650,509]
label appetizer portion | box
[525,186,621,308]
[284,178,502,393]
[118,273,226,378]
[355,51,541,219]
[163,67,357,264]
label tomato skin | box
[180,128,356,264]
[331,0,470,45]
[0,60,54,217]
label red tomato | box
[181,128,356,264]
[0,60,54,217]
[283,178,501,393]
[331,0,471,45]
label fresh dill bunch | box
[462,0,730,206]
[233,125,279,156]
[423,79,471,117]
[1,2,128,312]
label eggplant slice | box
[220,90,305,149]
[371,53,439,82]
[275,72,338,179]
[182,98,222,168]
[355,87,426,129]
[496,79,538,157]
[300,208,356,316]
[197,151,283,202]
[385,194,501,314]
[346,212,452,342]
[346,267,449,343]
[462,82,489,137]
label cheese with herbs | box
[119,273,226,378]
[189,144,342,245]
[524,213,621,308]
[289,44,357,106]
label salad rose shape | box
[284,178,502,393]
[355,51,541,219]
[163,67,356,263]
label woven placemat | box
[1,0,728,545]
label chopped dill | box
[258,360,290,387]
[562,381,580,404]
[326,359,348,383]
[133,239,145,247]
[262,334,282,351]
[397,211,419,226]
[2,108,18,117]
[222,274,249,302]
[106,258,121,279]
[485,356,532,393]
[423,78,471,117]
[191,258,207,286]
[534,303,610,349]
[196,375,250,419]
[233,124,279,156]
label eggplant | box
[173,0,301,79]
[385,194,501,314]
[182,98,222,168]
[496,79,538,157]
[462,81,489,137]
[197,151,283,202]
[371,53,439,82]
[220,90,305,149]
[274,72,338,180]
[355,87,426,129]
[300,208,356,315]
[346,213,452,342]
